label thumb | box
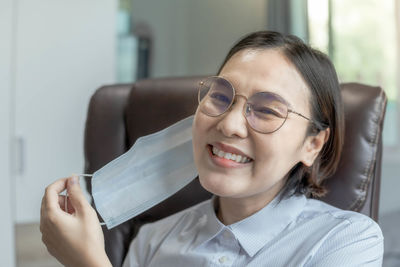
[67,175,89,214]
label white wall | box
[0,0,16,265]
[131,0,268,77]
[13,0,117,223]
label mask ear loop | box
[64,174,106,226]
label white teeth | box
[212,146,218,155]
[224,153,232,160]
[211,146,251,163]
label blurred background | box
[1,0,399,266]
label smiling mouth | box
[208,145,253,164]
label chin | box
[198,173,244,197]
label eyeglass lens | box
[198,76,289,133]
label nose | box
[216,96,249,138]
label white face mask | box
[86,115,197,229]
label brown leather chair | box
[83,77,387,267]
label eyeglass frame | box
[197,76,322,134]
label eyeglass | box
[197,76,318,134]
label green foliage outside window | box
[308,0,398,146]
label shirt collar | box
[191,196,224,249]
[193,193,307,257]
[229,193,307,257]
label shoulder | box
[301,198,383,266]
[138,198,211,238]
[300,198,383,241]
[124,198,212,265]
[124,199,212,266]
[302,198,381,228]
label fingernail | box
[70,175,78,185]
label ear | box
[300,128,330,167]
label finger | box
[66,175,89,214]
[40,195,46,218]
[57,195,75,214]
[57,195,65,211]
[44,177,69,211]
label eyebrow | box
[222,76,293,108]
[260,90,293,109]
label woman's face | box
[192,49,317,203]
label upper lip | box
[211,142,253,160]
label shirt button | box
[219,256,228,263]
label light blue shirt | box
[122,194,383,267]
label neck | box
[216,185,284,225]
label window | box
[308,0,399,147]
[116,0,137,82]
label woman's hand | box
[40,175,112,267]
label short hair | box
[218,31,345,198]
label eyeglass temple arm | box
[288,109,328,131]
[288,109,311,121]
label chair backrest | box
[84,77,387,267]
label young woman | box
[41,31,383,267]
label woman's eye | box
[254,106,284,118]
[210,92,231,104]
